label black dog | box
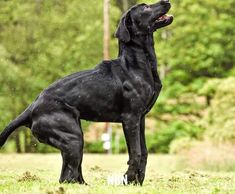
[0,0,173,185]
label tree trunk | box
[14,131,22,153]
[103,0,110,60]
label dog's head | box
[115,0,173,43]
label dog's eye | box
[143,5,151,11]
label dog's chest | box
[122,74,155,111]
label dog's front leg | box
[138,116,148,185]
[122,115,141,185]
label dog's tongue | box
[159,15,168,20]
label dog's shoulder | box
[95,59,121,73]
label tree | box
[155,0,235,84]
[115,0,137,13]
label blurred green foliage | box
[84,140,105,153]
[202,78,235,143]
[0,0,234,153]
[147,121,203,153]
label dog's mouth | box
[151,12,173,31]
[155,14,173,24]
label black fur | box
[0,0,173,185]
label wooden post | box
[103,0,110,60]
[103,0,112,154]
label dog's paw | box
[137,171,145,186]
[123,171,141,185]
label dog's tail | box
[0,105,32,147]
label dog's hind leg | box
[59,141,83,184]
[76,120,86,184]
[59,134,84,184]
[31,111,86,184]
[60,119,86,184]
[57,119,85,184]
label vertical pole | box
[103,0,112,154]
[103,0,110,60]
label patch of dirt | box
[18,171,40,182]
[90,165,102,171]
[46,187,65,194]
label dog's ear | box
[115,11,131,43]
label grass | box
[0,154,235,194]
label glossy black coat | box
[0,0,173,185]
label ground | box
[0,154,234,194]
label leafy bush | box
[35,143,59,153]
[169,137,197,154]
[147,121,203,153]
[112,134,127,154]
[202,77,235,143]
[84,140,105,153]
[198,79,221,98]
[155,0,235,84]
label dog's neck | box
[118,33,159,82]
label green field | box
[0,154,234,194]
